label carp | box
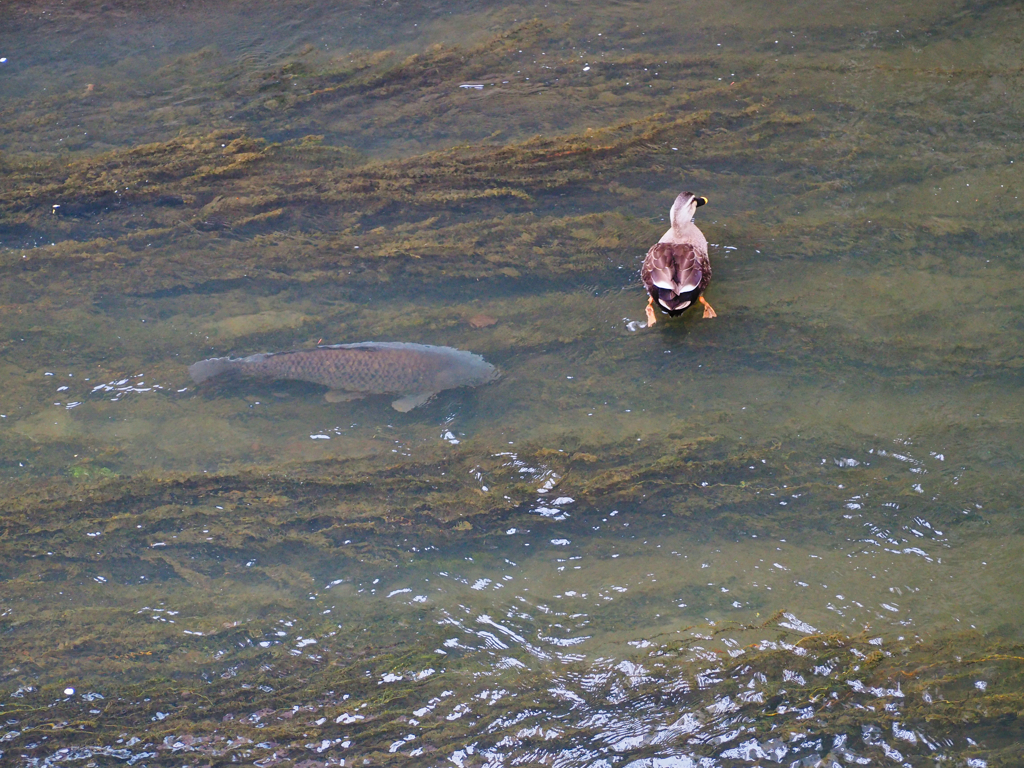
[189,341,498,411]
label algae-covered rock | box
[201,310,314,340]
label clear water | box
[1,0,1023,766]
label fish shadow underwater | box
[189,341,500,413]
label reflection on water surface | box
[1,0,1023,765]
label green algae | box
[0,430,1003,665]
[3,588,1024,766]
[4,446,1024,764]
[1,2,1024,765]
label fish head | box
[476,361,501,386]
[464,362,501,388]
[435,354,499,390]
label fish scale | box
[244,346,446,392]
[188,341,498,411]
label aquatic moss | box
[2,7,1024,765]
[3,601,1023,766]
[0,431,992,674]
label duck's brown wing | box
[641,243,711,315]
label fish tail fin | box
[188,356,237,384]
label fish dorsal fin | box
[391,392,435,412]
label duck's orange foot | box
[699,295,717,319]
[645,298,657,327]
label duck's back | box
[659,220,708,249]
[642,242,711,314]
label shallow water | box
[1,0,1023,765]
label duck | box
[641,191,716,326]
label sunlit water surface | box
[1,0,1023,766]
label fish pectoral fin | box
[325,390,366,403]
[391,392,436,412]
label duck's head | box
[669,191,708,230]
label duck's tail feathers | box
[657,288,695,314]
